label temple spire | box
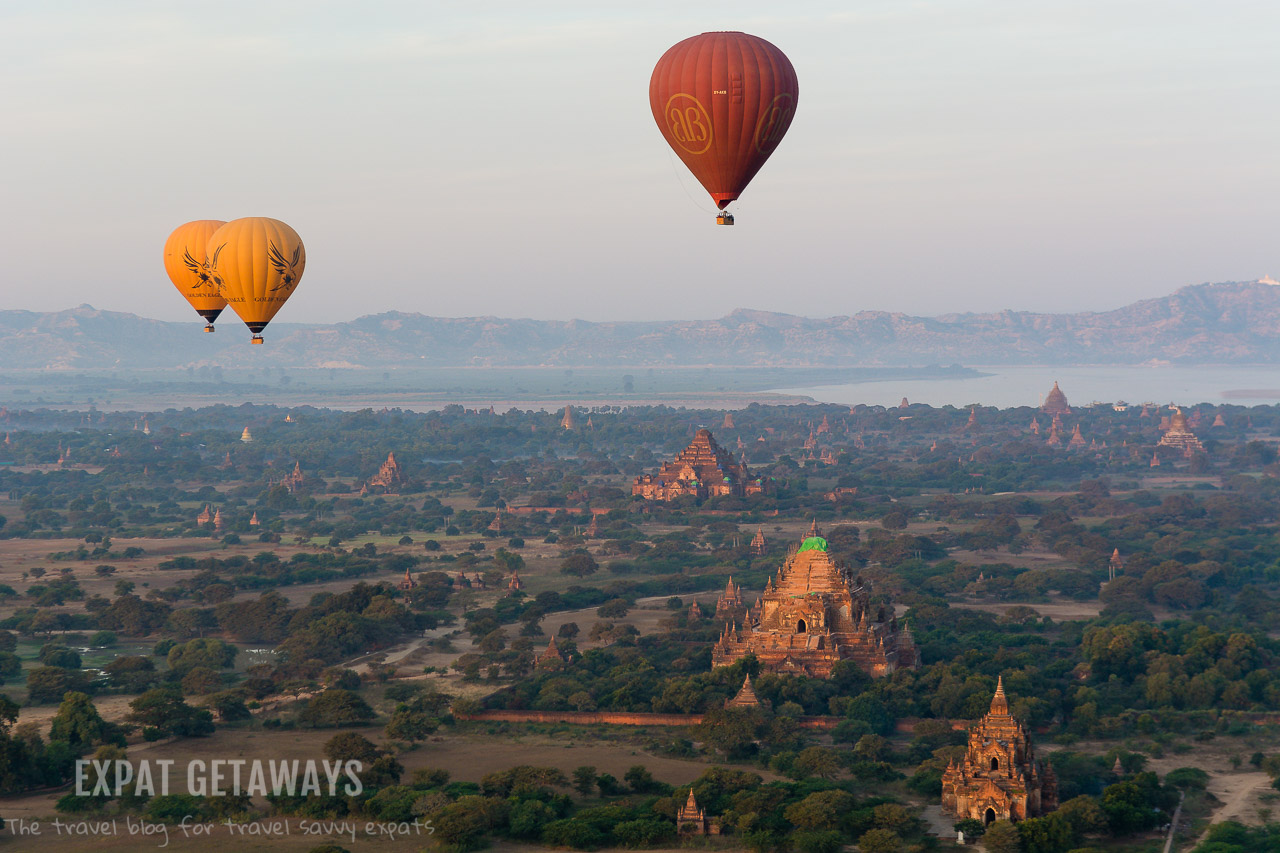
[990,676,1009,715]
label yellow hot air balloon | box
[163,220,228,332]
[207,217,306,344]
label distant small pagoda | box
[750,527,767,555]
[559,406,577,430]
[368,452,403,492]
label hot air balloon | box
[163,220,228,331]
[650,32,799,225]
[207,217,306,345]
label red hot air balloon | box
[650,32,799,225]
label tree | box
[38,644,81,669]
[572,765,597,797]
[167,638,236,675]
[103,656,158,693]
[49,693,123,751]
[298,690,375,728]
[324,732,381,764]
[983,820,1023,853]
[783,790,855,831]
[385,693,448,742]
[560,550,598,577]
[26,667,90,704]
[792,746,841,780]
[695,707,766,759]
[858,828,903,853]
[1017,813,1076,853]
[128,687,214,738]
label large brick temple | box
[941,678,1058,824]
[632,429,770,501]
[711,531,917,678]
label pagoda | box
[1042,382,1071,415]
[899,397,910,409]
[632,429,770,500]
[1108,549,1123,581]
[196,505,212,526]
[212,509,225,533]
[750,527,767,555]
[249,512,260,527]
[1029,417,1039,435]
[1212,413,1227,427]
[1067,423,1086,449]
[817,415,831,435]
[711,531,917,679]
[722,412,735,430]
[676,790,720,837]
[1157,409,1204,454]
[487,514,504,535]
[507,570,522,591]
[240,426,253,443]
[535,636,565,668]
[283,461,306,493]
[714,577,745,622]
[940,678,1058,824]
[559,406,577,430]
[368,452,403,491]
[965,407,979,431]
[725,674,764,709]
[1045,418,1062,447]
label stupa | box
[1157,409,1204,454]
[368,452,403,491]
[1041,382,1071,415]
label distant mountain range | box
[5,280,1280,369]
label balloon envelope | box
[207,217,306,342]
[163,220,228,328]
[650,32,799,211]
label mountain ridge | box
[4,280,1280,369]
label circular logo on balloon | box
[754,93,795,154]
[664,93,714,154]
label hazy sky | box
[2,1,1278,324]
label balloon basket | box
[203,324,215,333]
[250,335,265,345]
[716,213,735,226]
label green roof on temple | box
[797,536,827,553]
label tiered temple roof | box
[1067,423,1086,449]
[1042,382,1071,415]
[750,527,767,555]
[1157,409,1204,455]
[726,675,763,709]
[632,429,770,501]
[712,531,917,679]
[941,678,1058,824]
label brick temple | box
[632,429,770,501]
[941,678,1058,825]
[1157,408,1204,455]
[711,531,917,678]
[1041,382,1071,415]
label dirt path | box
[1205,771,1270,826]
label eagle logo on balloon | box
[268,241,302,292]
[181,248,216,290]
[206,241,301,294]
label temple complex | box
[711,532,917,679]
[1042,382,1071,415]
[941,678,1058,825]
[1157,409,1204,455]
[750,527,767,555]
[632,429,770,501]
